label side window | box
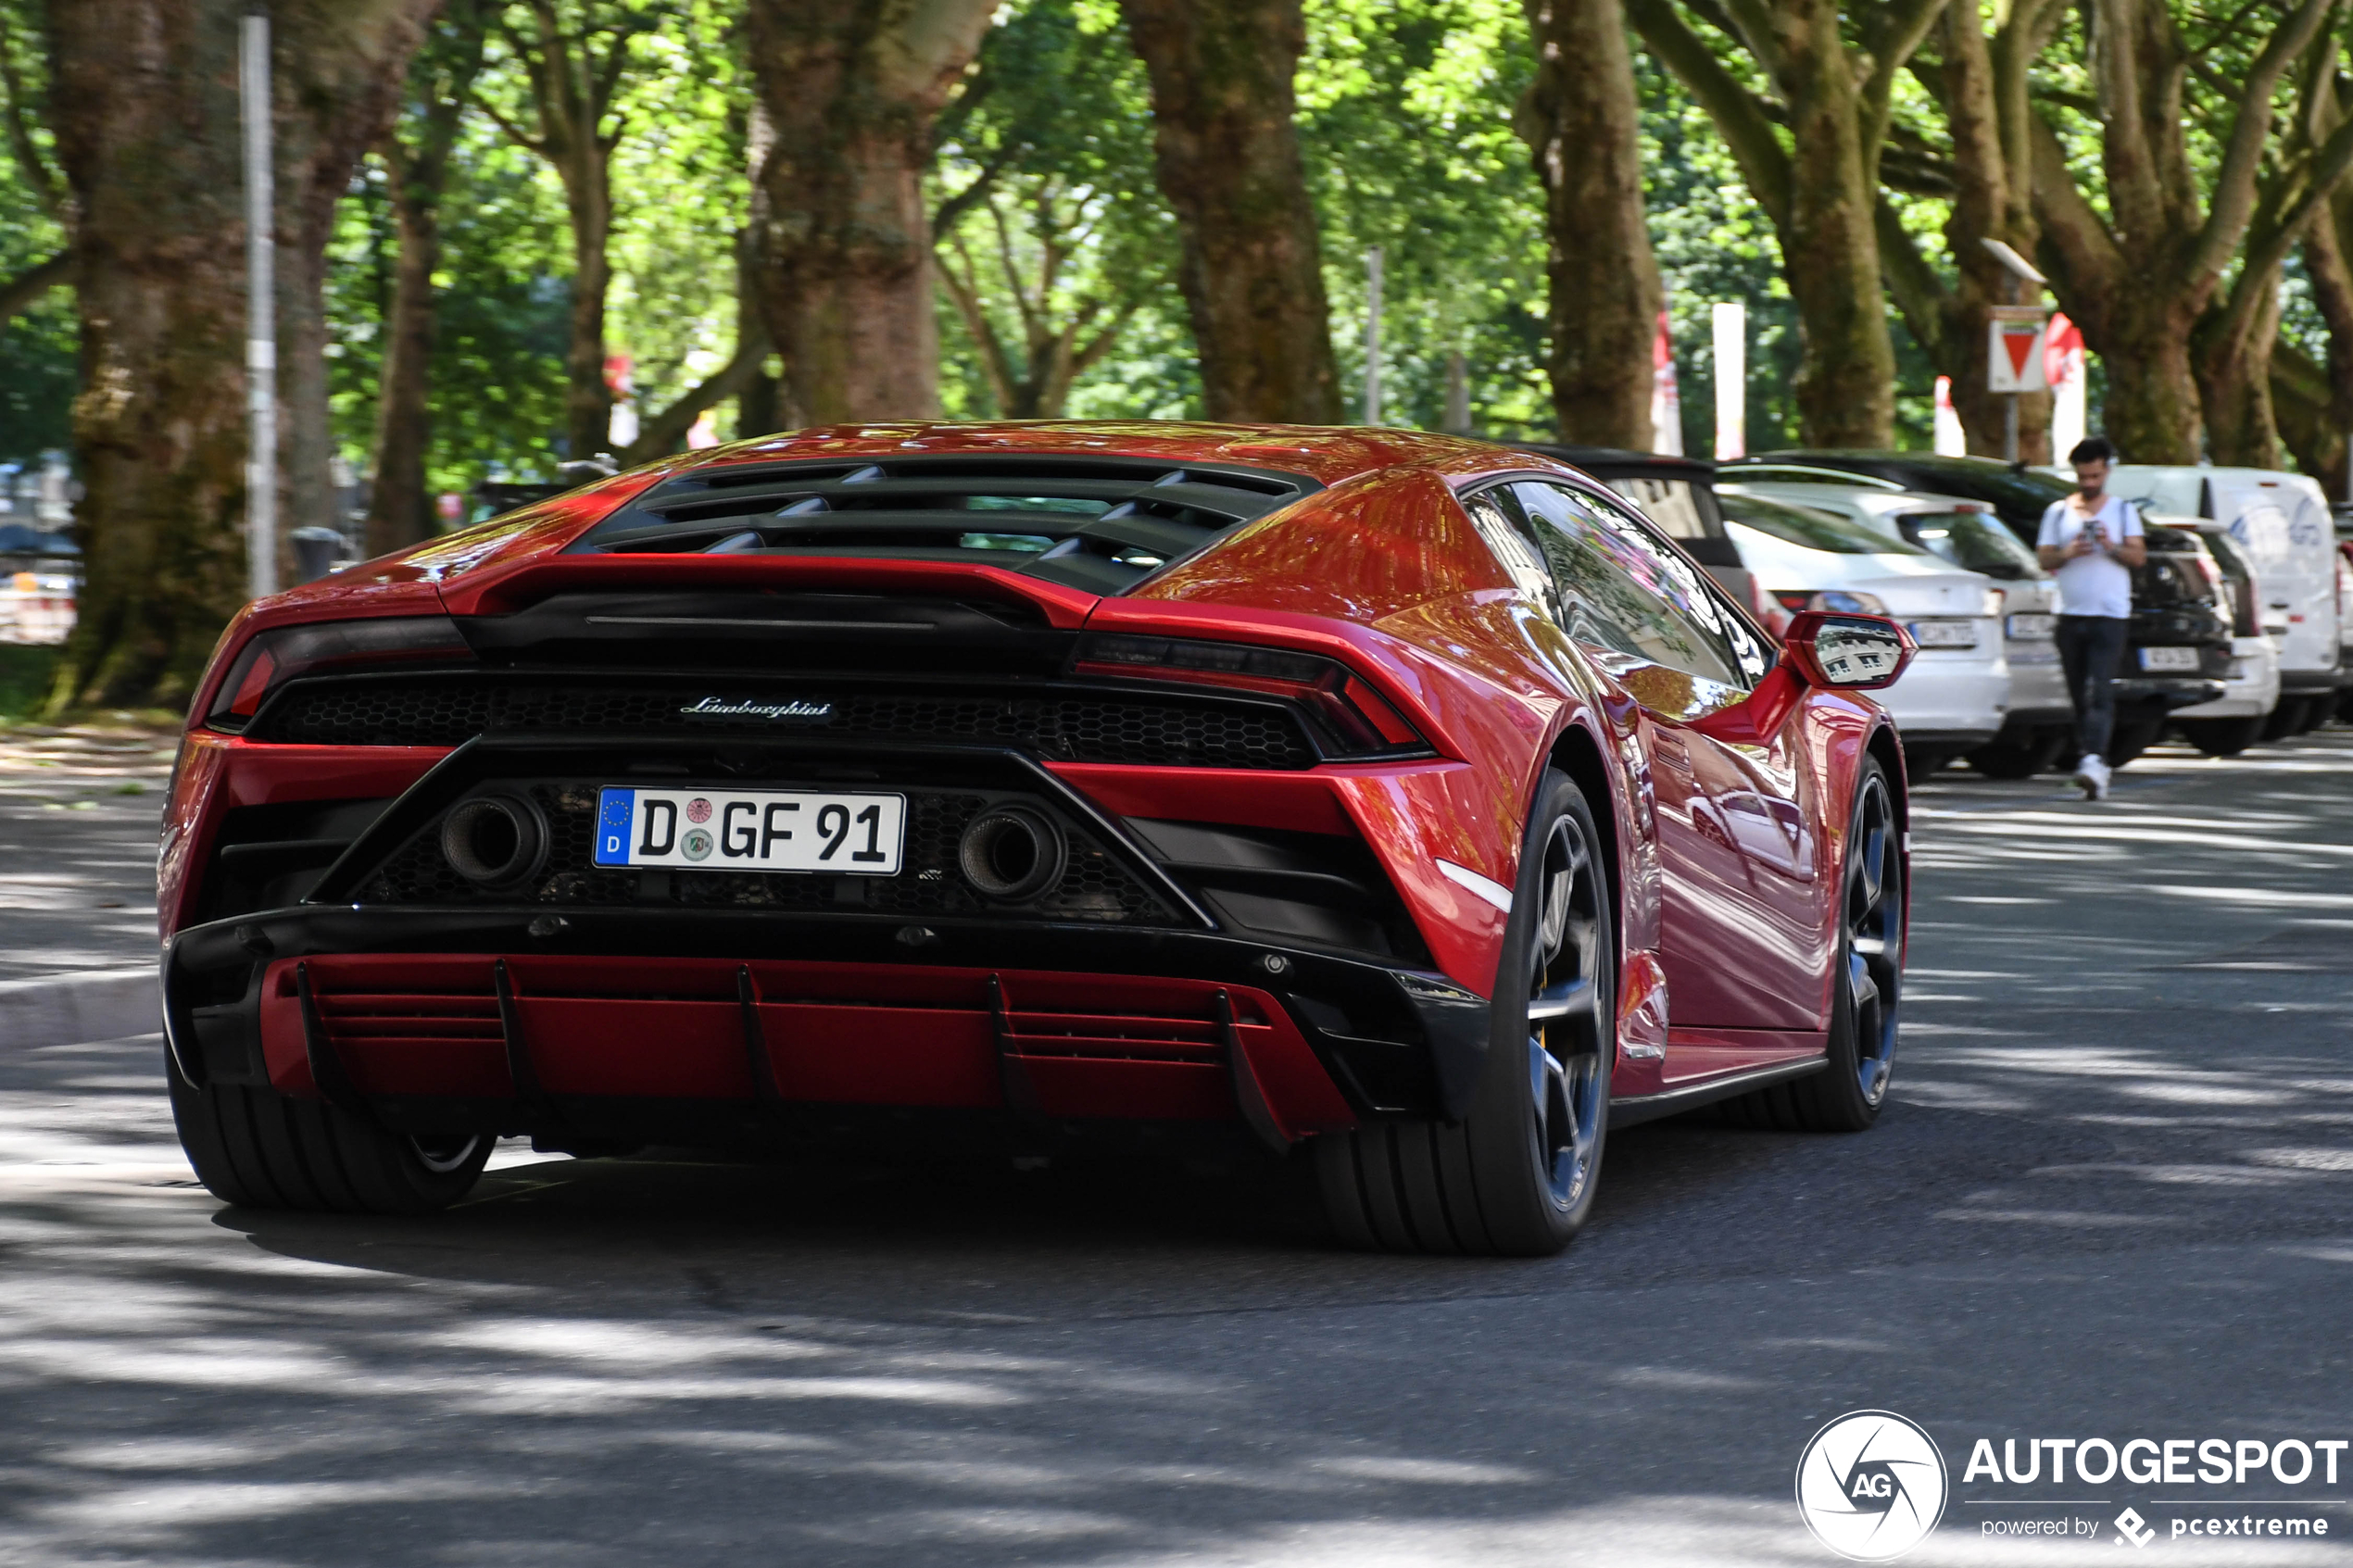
[1511,482,1757,688]
[1460,485,1553,602]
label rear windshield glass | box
[1718,491,1927,555]
[1904,510,2044,580]
[1603,476,1714,540]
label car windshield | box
[1718,490,1929,555]
[1902,509,2044,580]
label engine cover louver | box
[564,454,1322,595]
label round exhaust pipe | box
[440,795,549,888]
[957,807,1066,900]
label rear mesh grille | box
[359,783,1179,924]
[251,678,1316,769]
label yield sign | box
[1987,307,2050,392]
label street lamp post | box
[241,6,278,601]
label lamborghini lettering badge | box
[677,696,835,721]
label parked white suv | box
[1716,484,2008,774]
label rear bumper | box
[163,905,1503,1143]
[1881,659,2007,743]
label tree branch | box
[1627,0,1793,226]
[2188,0,2339,282]
[617,332,774,466]
[1874,197,1952,366]
[0,251,68,332]
[2029,111,2124,334]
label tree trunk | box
[1117,0,1340,424]
[562,152,612,458]
[367,2,491,557]
[366,190,442,556]
[271,5,444,551]
[1931,0,2053,459]
[2277,215,2353,494]
[744,0,998,425]
[47,0,434,714]
[2089,296,2208,461]
[1772,0,1894,447]
[2195,270,2287,469]
[1516,0,1659,448]
[1629,0,1941,451]
[2028,0,2347,464]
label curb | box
[0,967,159,1050]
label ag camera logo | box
[1796,1410,1949,1561]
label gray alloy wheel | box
[1517,809,1610,1217]
[1315,771,1615,1256]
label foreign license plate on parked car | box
[592,787,906,874]
[2139,646,2201,672]
[1906,619,1979,649]
[2005,613,2055,640]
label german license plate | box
[1907,619,1979,649]
[592,786,905,874]
[2139,646,2201,672]
[2005,613,2055,640]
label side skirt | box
[1607,1054,1828,1129]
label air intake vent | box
[566,455,1321,594]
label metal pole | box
[1364,247,1383,426]
[241,9,278,601]
[2000,273,2021,464]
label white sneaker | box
[2071,753,2111,800]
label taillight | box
[1073,633,1431,758]
[206,616,474,733]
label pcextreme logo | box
[1795,1410,1951,1562]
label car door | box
[1495,480,1827,1051]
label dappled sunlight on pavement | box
[2,732,2352,1562]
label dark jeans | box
[2056,614,2130,759]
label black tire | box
[1966,731,2061,779]
[2296,695,2330,733]
[1315,771,1614,1256]
[2261,696,2308,742]
[2174,715,2264,757]
[1713,759,1903,1134]
[167,1045,491,1214]
[1901,745,1955,780]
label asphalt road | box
[6,733,2353,1565]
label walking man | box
[2036,436,2145,800]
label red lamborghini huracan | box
[158,423,1914,1255]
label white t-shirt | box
[2035,495,2143,619]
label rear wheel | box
[2174,715,2263,757]
[167,1046,491,1214]
[1315,772,1613,1256]
[1713,760,1903,1133]
[2261,696,2309,742]
[2106,716,2164,766]
[1966,731,2062,779]
[2296,695,2330,733]
[1901,745,1957,780]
